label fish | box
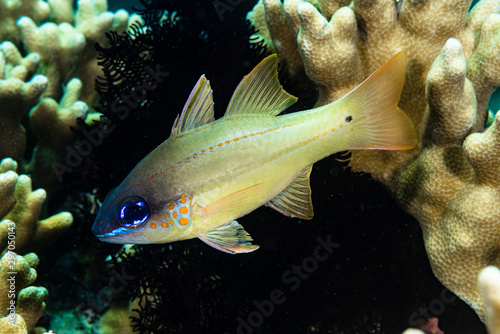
[92,52,416,254]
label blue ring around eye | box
[117,196,150,228]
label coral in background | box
[0,158,72,256]
[0,251,48,334]
[248,0,500,323]
[0,0,142,194]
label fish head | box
[92,182,198,244]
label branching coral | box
[0,251,48,334]
[0,158,72,255]
[0,0,142,193]
[248,0,500,323]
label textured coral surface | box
[0,251,47,334]
[0,158,72,256]
[248,0,500,322]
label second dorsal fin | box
[224,54,298,117]
[171,75,215,136]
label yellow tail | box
[339,51,417,150]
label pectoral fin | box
[198,221,259,254]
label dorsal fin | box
[224,54,297,117]
[266,165,314,220]
[171,75,215,136]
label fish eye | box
[117,196,150,228]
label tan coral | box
[248,0,500,322]
[0,42,47,162]
[0,42,93,191]
[1,0,142,193]
[17,0,143,105]
[0,251,48,334]
[0,158,72,255]
[480,266,500,334]
[0,0,49,44]
[17,16,86,100]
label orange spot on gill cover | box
[180,198,187,204]
[173,212,178,218]
[151,223,157,229]
[167,204,175,210]
[179,206,188,214]
[161,222,168,228]
[179,218,190,225]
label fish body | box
[92,52,416,254]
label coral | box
[393,38,500,321]
[98,301,136,334]
[248,0,500,323]
[0,158,72,255]
[0,0,142,193]
[480,266,500,334]
[0,42,47,163]
[0,0,49,44]
[0,251,48,334]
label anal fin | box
[198,221,259,254]
[266,165,314,220]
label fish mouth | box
[91,218,127,239]
[92,218,151,244]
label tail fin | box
[339,51,417,150]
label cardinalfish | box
[92,52,416,254]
